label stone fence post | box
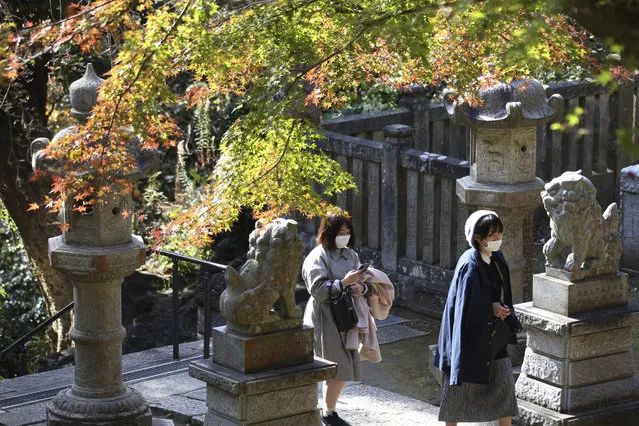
[398,86,430,151]
[381,124,413,272]
[621,164,639,271]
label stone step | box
[375,314,410,327]
[377,323,427,345]
[152,419,175,426]
[0,316,439,426]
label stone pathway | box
[0,316,503,426]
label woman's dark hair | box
[472,213,504,250]
[317,213,355,250]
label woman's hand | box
[348,283,365,296]
[342,269,366,286]
[493,302,510,319]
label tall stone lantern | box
[32,64,159,425]
[445,80,563,303]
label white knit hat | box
[464,210,499,247]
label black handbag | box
[491,308,523,359]
[490,260,523,358]
[329,287,358,332]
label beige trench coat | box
[302,244,361,382]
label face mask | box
[335,235,350,249]
[483,239,502,252]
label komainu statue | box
[541,170,622,281]
[220,218,303,334]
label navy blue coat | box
[434,248,515,386]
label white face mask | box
[335,235,350,249]
[483,239,502,252]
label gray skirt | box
[439,357,518,422]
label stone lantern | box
[445,79,563,303]
[32,64,159,425]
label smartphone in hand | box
[357,262,371,272]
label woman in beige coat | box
[302,213,367,426]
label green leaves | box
[430,2,590,100]
[10,0,629,248]
[550,105,584,131]
[0,201,47,377]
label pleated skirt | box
[438,357,518,422]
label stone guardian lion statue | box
[219,218,303,334]
[541,170,622,280]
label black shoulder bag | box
[329,286,358,332]
[491,260,523,359]
[491,312,523,359]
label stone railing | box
[312,80,638,316]
[305,127,469,316]
[323,80,638,207]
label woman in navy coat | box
[434,210,518,426]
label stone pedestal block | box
[517,371,639,413]
[191,323,335,426]
[517,398,639,426]
[189,357,336,426]
[515,295,639,425]
[520,347,635,387]
[532,272,628,316]
[212,326,314,373]
[225,318,303,336]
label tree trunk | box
[0,58,73,352]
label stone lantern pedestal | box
[446,79,564,304]
[47,234,152,425]
[31,64,159,425]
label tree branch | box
[22,0,120,32]
[100,0,194,165]
[246,119,297,188]
[0,81,11,110]
[299,5,430,78]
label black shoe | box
[321,411,352,426]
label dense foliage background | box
[0,202,48,378]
